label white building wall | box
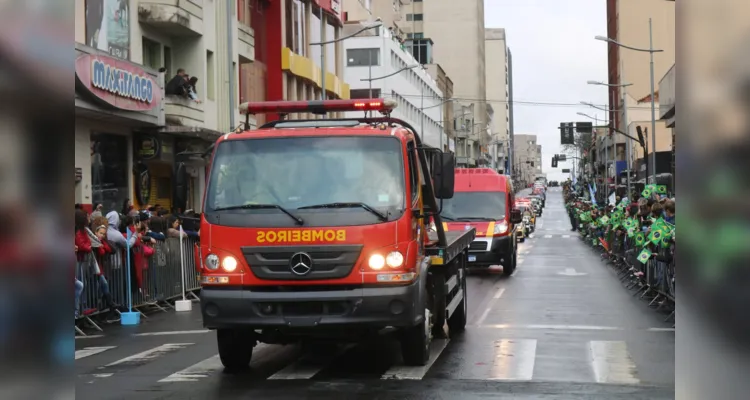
[343,31,445,148]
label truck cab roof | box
[454,168,510,192]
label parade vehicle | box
[437,169,523,275]
[515,217,528,242]
[195,99,476,369]
[528,196,543,216]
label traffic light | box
[560,123,574,145]
[576,121,592,134]
[552,155,558,168]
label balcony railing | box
[164,95,204,128]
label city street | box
[75,188,675,399]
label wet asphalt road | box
[75,187,675,399]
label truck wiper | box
[297,202,388,222]
[212,204,304,225]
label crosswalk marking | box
[381,339,449,380]
[589,341,640,384]
[75,338,660,385]
[105,343,194,367]
[268,344,354,380]
[158,355,223,383]
[489,339,537,381]
[76,346,116,360]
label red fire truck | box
[195,99,475,368]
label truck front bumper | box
[201,280,424,331]
[466,235,515,267]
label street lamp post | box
[586,81,634,197]
[595,19,663,184]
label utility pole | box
[226,1,235,130]
[320,6,326,100]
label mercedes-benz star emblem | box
[289,252,313,276]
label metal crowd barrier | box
[75,236,201,335]
[574,216,676,322]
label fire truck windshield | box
[204,136,406,227]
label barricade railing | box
[573,215,675,322]
[75,236,201,334]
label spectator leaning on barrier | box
[664,199,675,224]
[166,215,188,239]
[74,210,91,319]
[89,223,120,322]
[106,211,136,250]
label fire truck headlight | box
[222,256,238,272]
[368,254,385,270]
[386,251,404,268]
[205,254,220,270]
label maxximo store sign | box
[76,53,162,111]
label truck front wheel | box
[217,329,255,370]
[400,308,432,366]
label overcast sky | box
[485,0,609,182]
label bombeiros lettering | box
[257,229,346,243]
[91,59,154,103]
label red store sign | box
[75,53,162,112]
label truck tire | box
[430,272,447,336]
[503,251,517,276]
[447,267,467,333]
[401,308,432,366]
[217,329,254,370]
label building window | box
[346,48,380,66]
[142,37,161,70]
[90,133,129,213]
[285,0,305,56]
[407,32,424,39]
[206,50,215,100]
[238,0,252,25]
[350,89,381,99]
[406,14,423,21]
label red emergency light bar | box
[239,98,397,116]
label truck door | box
[407,140,425,255]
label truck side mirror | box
[431,152,455,199]
[510,209,522,224]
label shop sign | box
[135,134,161,160]
[75,53,162,111]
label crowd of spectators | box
[74,200,198,322]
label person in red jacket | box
[74,210,90,318]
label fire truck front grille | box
[241,245,364,280]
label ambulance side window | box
[407,141,419,203]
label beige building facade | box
[513,134,542,187]
[485,28,510,173]
[607,0,675,176]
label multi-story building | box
[606,0,675,179]
[362,0,489,157]
[507,49,515,174]
[343,25,445,148]
[343,1,455,152]
[75,0,347,214]
[485,28,511,174]
[513,134,542,187]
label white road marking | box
[562,235,570,238]
[76,335,105,340]
[478,324,622,331]
[268,344,354,380]
[76,346,117,360]
[381,339,449,380]
[159,355,224,382]
[105,343,193,367]
[489,339,537,381]
[476,287,506,326]
[544,235,552,238]
[93,373,113,378]
[589,341,640,384]
[646,327,675,332]
[132,330,210,337]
